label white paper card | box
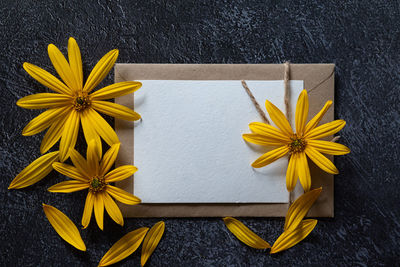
[133,80,304,203]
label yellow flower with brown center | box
[243,90,350,192]
[48,140,141,230]
[17,37,142,162]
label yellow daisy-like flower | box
[17,37,142,162]
[48,140,141,230]
[243,90,350,192]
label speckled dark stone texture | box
[1,0,399,266]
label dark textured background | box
[1,0,399,266]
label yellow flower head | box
[17,37,142,162]
[243,90,350,192]
[48,140,141,230]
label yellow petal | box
[81,109,102,158]
[98,227,149,267]
[284,188,322,231]
[40,113,68,154]
[90,81,142,100]
[48,43,79,92]
[223,217,271,249]
[295,90,309,135]
[59,110,80,162]
[104,165,138,183]
[42,203,86,251]
[99,143,120,176]
[48,180,89,193]
[91,100,141,121]
[305,146,339,174]
[94,192,105,230]
[248,122,291,142]
[307,140,350,155]
[304,100,332,134]
[304,120,346,140]
[251,146,289,168]
[83,49,119,93]
[265,100,293,136]
[270,219,317,254]
[106,185,141,205]
[68,37,83,90]
[8,151,59,189]
[103,192,124,226]
[141,221,165,266]
[82,192,94,229]
[297,152,311,192]
[17,93,71,109]
[242,134,285,147]
[85,108,119,146]
[286,153,298,192]
[23,62,72,95]
[52,162,88,182]
[69,148,91,178]
[22,106,70,136]
[86,139,100,176]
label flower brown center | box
[74,94,90,111]
[289,135,306,153]
[89,176,106,193]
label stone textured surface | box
[1,0,399,266]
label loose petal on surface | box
[295,90,309,135]
[265,100,293,136]
[286,153,298,192]
[83,49,119,93]
[42,204,86,251]
[106,185,141,205]
[305,120,346,140]
[82,192,94,229]
[23,62,72,95]
[104,165,138,183]
[52,162,87,182]
[17,93,71,109]
[223,217,271,249]
[304,100,332,134]
[48,180,89,193]
[305,146,339,174]
[8,151,59,189]
[98,227,149,267]
[103,192,124,226]
[141,221,165,266]
[59,110,80,162]
[94,192,104,230]
[69,149,91,178]
[307,140,350,155]
[284,188,322,231]
[297,152,311,192]
[251,146,289,168]
[242,134,284,146]
[22,107,70,136]
[99,143,120,176]
[85,108,119,146]
[91,100,141,121]
[248,122,291,142]
[90,81,142,100]
[40,113,68,154]
[270,219,317,254]
[67,37,83,89]
[81,109,102,158]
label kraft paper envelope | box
[114,64,335,217]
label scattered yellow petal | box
[141,221,165,266]
[9,151,59,189]
[284,188,322,231]
[223,217,271,249]
[270,219,317,254]
[42,203,86,251]
[98,227,149,267]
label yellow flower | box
[243,90,350,192]
[48,140,141,230]
[17,37,142,162]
